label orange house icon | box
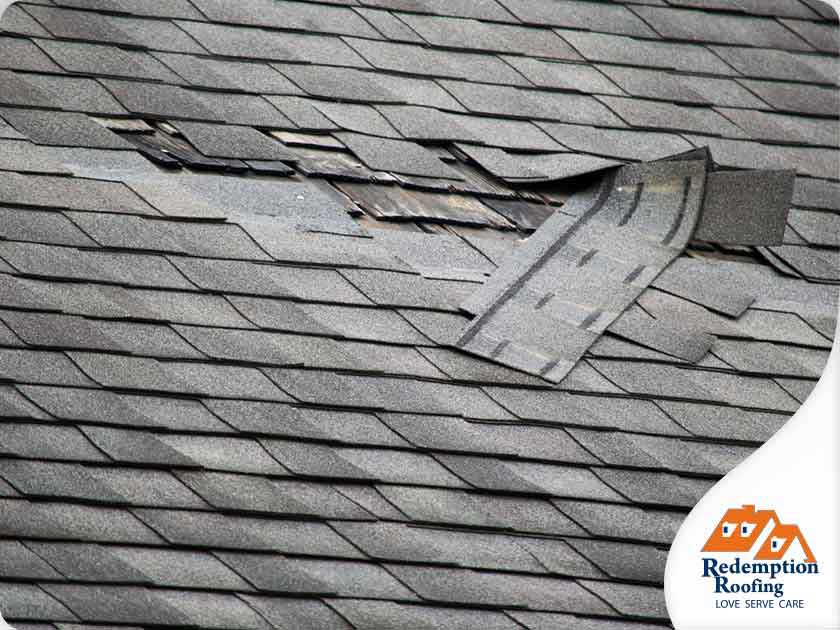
[703,505,815,563]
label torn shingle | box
[457,160,708,382]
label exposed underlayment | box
[0,0,838,629]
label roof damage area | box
[0,0,838,629]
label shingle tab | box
[387,564,614,614]
[0,107,132,149]
[174,122,294,159]
[400,13,582,59]
[633,6,814,50]
[502,0,657,36]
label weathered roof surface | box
[0,0,838,628]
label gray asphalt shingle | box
[0,2,835,628]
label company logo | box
[699,505,818,606]
[703,504,816,562]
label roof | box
[0,0,837,628]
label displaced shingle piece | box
[173,122,293,160]
[337,133,462,179]
[540,123,693,161]
[633,6,814,50]
[694,170,795,245]
[457,145,622,183]
[458,161,708,382]
[172,175,362,234]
